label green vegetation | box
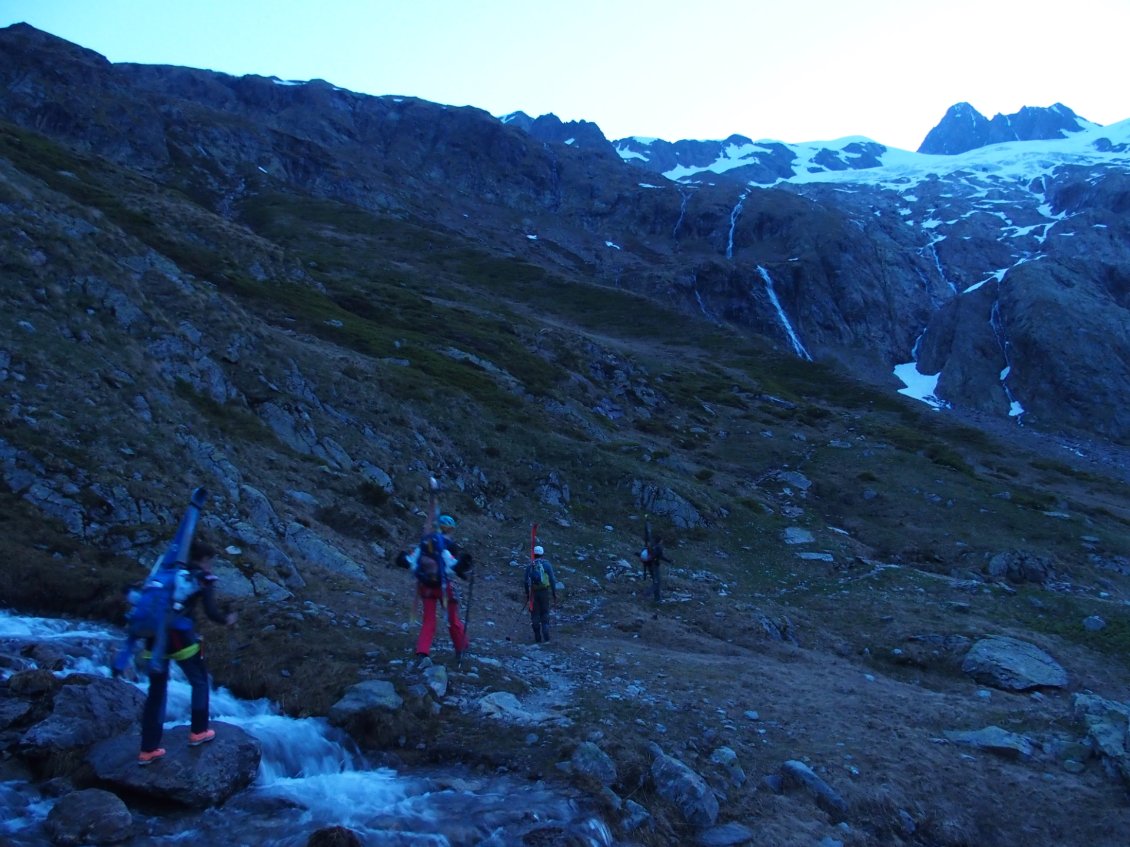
[173,380,275,444]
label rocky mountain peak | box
[918,100,1091,154]
[505,110,620,158]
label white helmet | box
[533,545,544,556]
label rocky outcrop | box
[1073,692,1130,788]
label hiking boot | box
[188,729,216,746]
[137,748,166,766]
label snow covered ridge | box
[615,119,1130,187]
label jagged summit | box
[918,101,1094,155]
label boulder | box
[567,741,617,787]
[478,691,570,726]
[961,637,1067,690]
[709,746,747,787]
[328,680,403,720]
[986,550,1054,584]
[19,675,144,777]
[780,759,848,823]
[327,679,422,748]
[944,726,1035,758]
[87,722,260,808]
[650,749,718,827]
[44,787,133,845]
[422,665,448,700]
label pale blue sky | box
[1,0,1126,150]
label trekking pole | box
[506,601,528,642]
[457,567,475,669]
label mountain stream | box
[0,610,614,846]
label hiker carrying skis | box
[138,538,237,766]
[524,544,557,643]
[639,534,672,603]
[395,477,473,661]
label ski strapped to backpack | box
[406,475,460,608]
[115,487,208,675]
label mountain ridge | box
[2,22,1128,444]
[505,101,1113,180]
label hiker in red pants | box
[394,478,473,662]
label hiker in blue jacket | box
[524,545,557,643]
[138,539,237,766]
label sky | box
[1,0,1127,151]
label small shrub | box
[358,482,390,508]
[924,443,973,475]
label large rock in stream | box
[88,721,260,808]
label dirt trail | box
[456,567,1130,847]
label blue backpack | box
[126,558,196,639]
[415,532,449,587]
[111,486,208,676]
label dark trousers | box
[646,562,661,601]
[530,589,553,642]
[141,651,211,752]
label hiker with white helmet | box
[524,543,557,643]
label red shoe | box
[188,729,216,746]
[138,748,166,766]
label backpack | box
[415,532,448,587]
[531,559,550,591]
[125,558,197,640]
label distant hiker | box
[137,538,237,766]
[639,535,672,602]
[394,478,473,662]
[524,544,557,643]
